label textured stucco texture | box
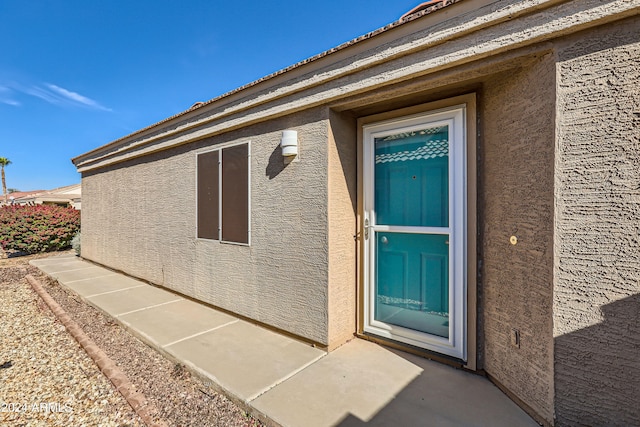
[554,17,640,427]
[82,107,356,347]
[327,110,357,349]
[480,54,556,424]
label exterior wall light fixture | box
[281,130,298,161]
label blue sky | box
[0,1,419,191]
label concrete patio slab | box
[361,349,541,427]
[48,265,114,283]
[29,253,76,265]
[32,255,538,427]
[119,299,237,347]
[62,274,143,298]
[165,320,326,401]
[252,339,539,427]
[88,285,183,316]
[251,339,421,426]
[32,259,94,274]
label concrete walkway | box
[31,253,539,427]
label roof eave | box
[71,0,461,167]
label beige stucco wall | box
[553,16,640,427]
[82,107,345,346]
[481,53,556,424]
[327,111,357,349]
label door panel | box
[375,245,408,301]
[376,232,449,338]
[421,252,448,315]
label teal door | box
[363,107,466,360]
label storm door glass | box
[374,125,451,338]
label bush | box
[0,205,81,254]
[71,231,81,256]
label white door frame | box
[362,104,468,361]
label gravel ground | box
[1,253,263,427]
[1,255,144,426]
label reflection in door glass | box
[375,126,449,227]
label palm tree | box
[0,157,11,205]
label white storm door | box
[363,105,467,361]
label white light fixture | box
[280,130,298,159]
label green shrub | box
[71,231,81,256]
[0,205,81,254]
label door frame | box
[356,94,477,370]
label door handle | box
[364,218,370,240]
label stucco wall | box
[554,17,640,426]
[82,107,338,345]
[481,53,556,424]
[327,111,357,349]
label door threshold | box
[356,332,474,372]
